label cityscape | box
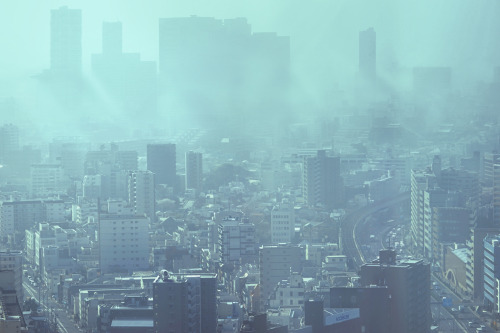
[1,1,500,333]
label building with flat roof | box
[153,270,217,333]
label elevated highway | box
[340,192,410,270]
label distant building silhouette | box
[158,16,290,127]
[50,6,82,77]
[303,150,344,209]
[92,21,157,120]
[185,151,203,193]
[147,144,176,188]
[359,27,376,81]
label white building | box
[268,273,305,308]
[271,203,295,244]
[128,171,155,222]
[30,164,67,198]
[98,202,150,273]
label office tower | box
[259,244,302,311]
[357,249,431,333]
[303,150,344,209]
[494,163,500,225]
[431,207,473,263]
[92,22,157,119]
[0,124,19,162]
[147,144,176,187]
[49,140,90,179]
[270,202,295,244]
[98,203,150,273]
[0,251,23,303]
[153,271,217,333]
[82,174,102,199]
[483,234,500,312]
[102,21,122,55]
[50,6,82,76]
[0,199,65,242]
[483,152,500,187]
[128,170,155,222]
[30,164,67,198]
[158,16,290,126]
[185,151,203,192]
[359,27,376,80]
[467,227,500,301]
[218,217,256,265]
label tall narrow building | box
[128,170,155,222]
[147,144,176,188]
[50,6,82,76]
[359,27,376,81]
[185,151,203,192]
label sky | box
[2,0,500,82]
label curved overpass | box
[341,192,410,270]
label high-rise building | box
[259,244,302,311]
[158,16,290,127]
[0,124,19,163]
[30,164,67,198]
[303,150,344,209]
[218,217,256,265]
[128,170,155,222]
[50,6,82,76]
[493,163,500,225]
[92,22,157,120]
[270,202,295,244]
[153,270,217,333]
[98,202,150,273]
[0,199,65,242]
[354,249,431,333]
[147,144,176,188]
[359,27,376,80]
[483,234,500,312]
[185,151,203,192]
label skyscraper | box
[147,144,176,188]
[50,6,82,76]
[92,22,157,120]
[359,27,376,80]
[185,151,203,192]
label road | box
[431,274,496,332]
[340,192,410,270]
[24,280,82,333]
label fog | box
[1,0,500,140]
